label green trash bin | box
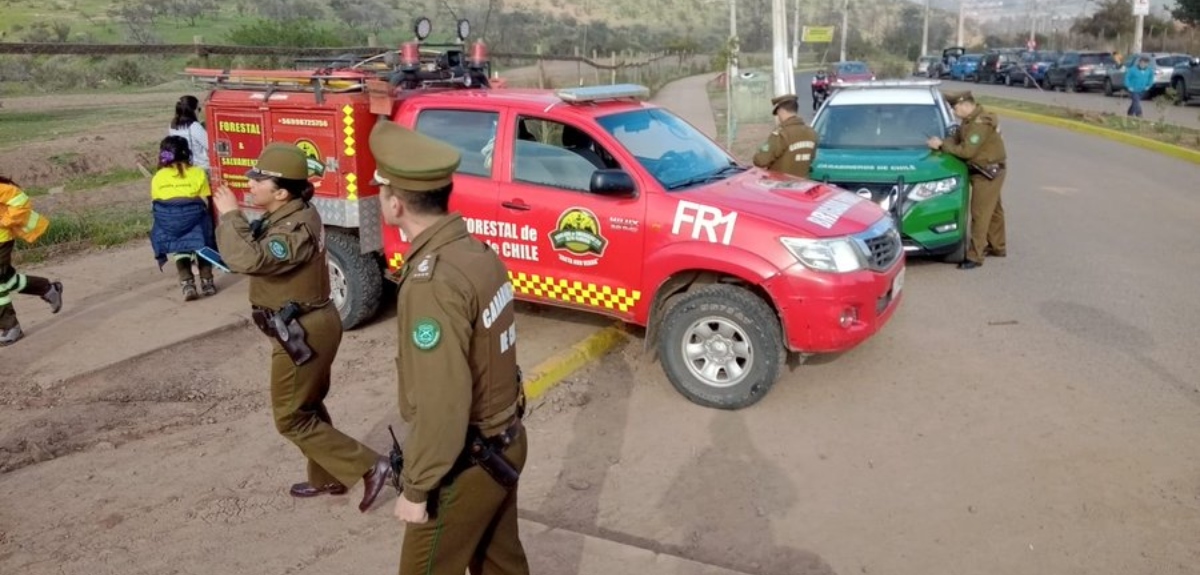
[731,69,774,124]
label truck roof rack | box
[555,84,651,103]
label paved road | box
[934,76,1200,130]
[515,75,1200,574]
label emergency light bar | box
[555,84,650,103]
[832,79,943,89]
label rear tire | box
[658,285,785,410]
[1103,78,1114,97]
[324,230,383,330]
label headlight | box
[781,237,864,273]
[907,176,960,201]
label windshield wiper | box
[665,164,747,190]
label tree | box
[1071,0,1134,39]
[1172,0,1200,26]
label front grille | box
[839,182,904,206]
[854,218,902,271]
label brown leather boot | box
[358,457,393,513]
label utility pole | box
[839,0,849,62]
[1132,0,1147,54]
[957,0,965,47]
[727,0,737,150]
[792,0,801,64]
[921,0,930,56]
[1029,0,1037,45]
[771,0,793,96]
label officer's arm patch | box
[410,254,438,283]
[412,317,442,351]
[267,236,290,260]
[969,133,981,145]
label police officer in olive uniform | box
[211,144,392,511]
[368,119,529,575]
[928,90,1008,270]
[752,94,819,178]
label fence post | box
[610,51,617,84]
[368,33,378,48]
[593,49,600,85]
[537,45,546,89]
[574,46,582,86]
[193,35,207,67]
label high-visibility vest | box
[0,182,50,244]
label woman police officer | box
[211,143,392,511]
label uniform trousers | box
[967,170,1007,264]
[269,304,380,487]
[399,431,530,575]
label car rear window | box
[1081,53,1115,65]
[1156,56,1187,67]
[840,62,869,73]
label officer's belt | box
[472,393,525,438]
[250,297,332,315]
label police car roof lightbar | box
[555,84,650,103]
[832,79,943,89]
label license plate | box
[893,266,905,296]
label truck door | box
[494,114,646,322]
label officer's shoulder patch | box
[410,254,438,283]
[969,133,981,145]
[759,143,771,152]
[267,236,290,260]
[411,317,442,351]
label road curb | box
[522,323,628,400]
[986,104,1200,165]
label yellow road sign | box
[802,26,835,43]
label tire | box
[1103,78,1113,97]
[1023,75,1032,88]
[1174,79,1188,105]
[324,229,383,330]
[658,284,785,410]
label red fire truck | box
[186,17,906,410]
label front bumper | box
[765,258,905,354]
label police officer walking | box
[211,144,392,511]
[752,94,819,178]
[368,119,529,575]
[927,91,1007,270]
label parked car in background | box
[1044,51,1116,92]
[977,51,1022,84]
[914,54,939,76]
[949,54,982,81]
[830,60,876,84]
[1171,56,1200,104]
[1014,50,1060,87]
[929,46,966,78]
[1103,53,1193,97]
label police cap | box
[246,143,308,180]
[943,90,976,106]
[771,93,799,114]
[369,120,461,192]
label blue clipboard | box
[196,247,232,274]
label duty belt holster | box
[251,301,314,366]
[969,162,1005,181]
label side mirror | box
[590,169,636,197]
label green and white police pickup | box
[810,80,970,262]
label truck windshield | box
[596,108,736,191]
[814,104,945,149]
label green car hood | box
[811,148,966,184]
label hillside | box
[0,0,981,55]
